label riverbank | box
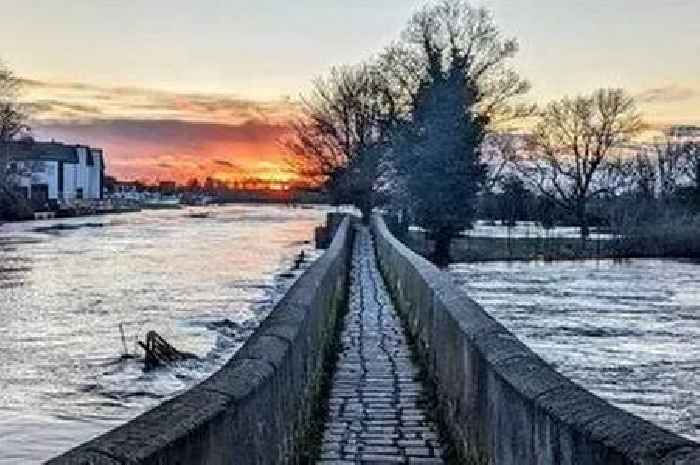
[450,257,700,443]
[403,228,700,263]
[404,231,614,262]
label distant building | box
[1,140,105,208]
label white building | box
[2,140,105,207]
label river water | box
[0,204,324,464]
[451,259,699,442]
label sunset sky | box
[2,0,699,183]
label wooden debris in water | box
[293,250,306,270]
[138,331,196,371]
[119,323,129,357]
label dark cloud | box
[25,99,103,116]
[637,85,696,104]
[33,118,290,148]
[213,160,242,171]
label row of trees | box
[285,0,534,264]
[285,0,676,265]
[483,127,700,231]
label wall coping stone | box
[47,216,353,465]
[372,214,699,465]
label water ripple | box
[0,205,326,464]
[451,258,700,442]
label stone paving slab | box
[317,227,445,465]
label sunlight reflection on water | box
[0,204,325,464]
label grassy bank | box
[404,225,700,263]
[612,215,700,260]
[405,232,619,262]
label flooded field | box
[0,205,324,464]
[451,259,699,442]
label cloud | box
[18,77,301,183]
[213,159,242,171]
[20,78,298,125]
[24,99,103,116]
[637,85,696,104]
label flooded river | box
[0,205,324,464]
[451,259,699,442]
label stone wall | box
[371,214,699,465]
[48,216,353,465]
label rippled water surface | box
[0,205,324,464]
[451,259,699,442]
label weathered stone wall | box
[48,216,353,465]
[371,214,699,465]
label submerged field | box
[451,258,699,442]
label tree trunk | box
[432,229,452,267]
[360,202,371,224]
[577,202,589,241]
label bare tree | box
[1,60,29,187]
[0,60,27,142]
[480,132,523,193]
[0,60,33,220]
[676,141,700,191]
[650,139,687,199]
[514,89,644,238]
[283,65,388,220]
[400,0,533,128]
[630,150,657,200]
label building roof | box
[0,141,80,163]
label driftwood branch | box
[138,330,196,371]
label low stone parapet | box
[48,216,353,465]
[371,213,699,465]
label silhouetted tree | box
[0,60,32,220]
[678,142,700,190]
[284,65,387,220]
[675,141,700,210]
[0,60,27,143]
[480,133,521,194]
[497,175,529,226]
[513,89,643,239]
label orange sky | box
[7,1,698,184]
[24,79,300,184]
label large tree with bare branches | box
[514,88,644,238]
[0,60,27,142]
[375,1,532,131]
[284,65,389,220]
[284,0,531,249]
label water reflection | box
[0,204,324,464]
[451,259,699,442]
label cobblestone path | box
[317,227,445,464]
